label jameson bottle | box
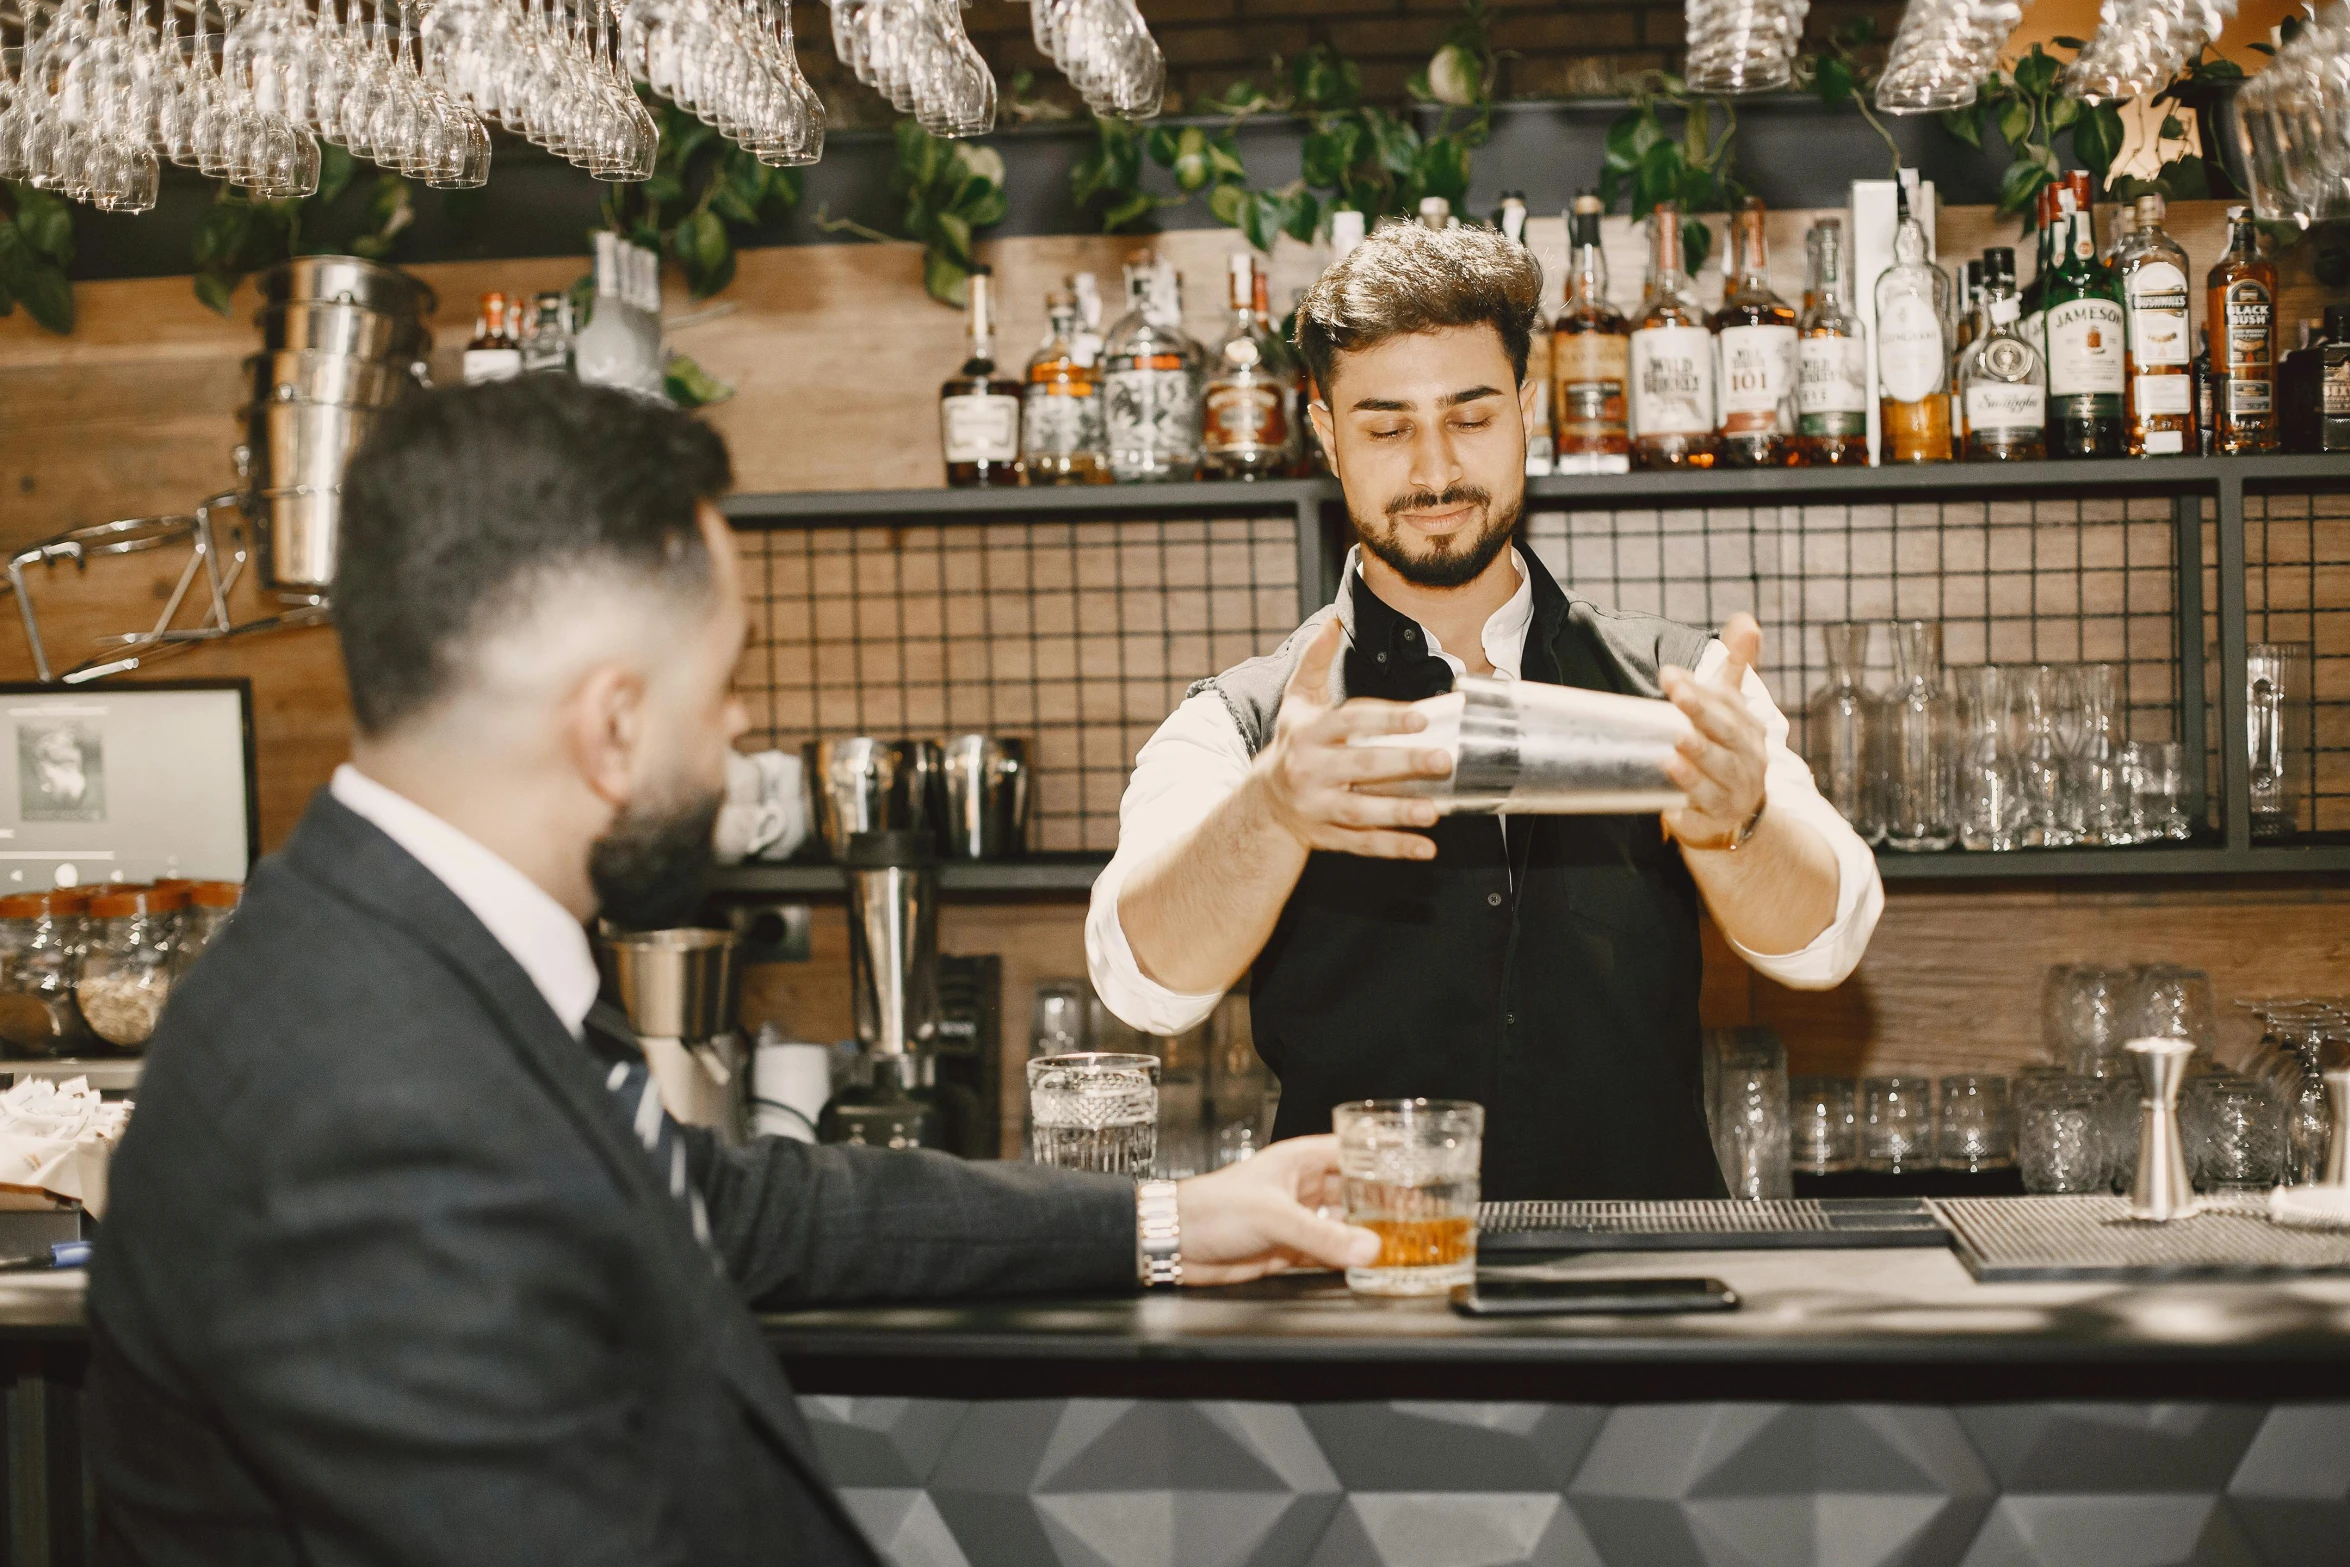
[2043,196,2125,459]
[2120,193,2194,456]
[1958,248,2045,462]
[1874,172,1952,463]
[1712,196,1799,467]
[2208,206,2279,454]
[1553,191,1632,473]
[1496,192,1554,475]
[1629,202,1717,469]
[1795,219,1869,465]
[937,266,1023,488]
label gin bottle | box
[1103,254,1204,482]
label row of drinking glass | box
[2043,959,2217,1073]
[1028,980,1270,1179]
[1806,621,2190,854]
[826,0,1162,138]
[1791,1073,2016,1175]
[2234,1,2350,228]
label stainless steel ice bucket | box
[258,255,436,318]
[246,351,417,408]
[256,301,431,359]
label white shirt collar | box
[329,764,602,1039]
[1335,544,1535,680]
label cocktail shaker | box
[1356,675,1692,814]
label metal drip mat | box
[1476,1198,1950,1253]
[1934,1194,2350,1282]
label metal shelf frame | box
[719,454,2350,896]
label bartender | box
[1085,222,1883,1200]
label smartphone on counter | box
[1449,1275,1739,1318]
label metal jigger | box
[2324,1070,2350,1187]
[2124,1036,2199,1222]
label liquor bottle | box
[1958,249,2045,462]
[2321,305,2350,452]
[2018,186,2057,371]
[518,291,571,375]
[2193,329,2216,455]
[2279,317,2325,453]
[1021,288,1109,485]
[1795,218,1869,466]
[1629,202,1717,470]
[2043,196,2125,459]
[2119,193,2194,456]
[462,292,522,384]
[1950,257,1983,445]
[1201,252,1298,480]
[574,233,638,392]
[1497,192,1554,476]
[1712,197,1798,468]
[1553,191,1632,473]
[1874,172,1952,463]
[1419,196,1451,231]
[626,244,667,398]
[938,264,1023,488]
[2208,206,2279,454]
[1070,272,1106,367]
[1103,252,1203,482]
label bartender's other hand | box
[1660,612,1768,846]
[1252,618,1451,860]
[1175,1133,1381,1285]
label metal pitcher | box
[940,736,1029,859]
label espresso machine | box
[817,830,980,1152]
[596,926,744,1141]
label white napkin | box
[0,1076,129,1215]
[2268,1184,2350,1230]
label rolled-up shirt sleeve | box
[1084,691,1253,1035]
[1691,639,1883,990]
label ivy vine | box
[1598,75,1741,273]
[599,98,803,301]
[890,120,1010,307]
[0,182,75,335]
[1938,41,2128,223]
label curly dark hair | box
[1292,220,1545,400]
[334,377,733,736]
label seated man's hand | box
[1252,618,1453,860]
[1173,1133,1381,1286]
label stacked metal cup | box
[1682,0,1810,94]
[244,257,434,595]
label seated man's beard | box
[589,785,725,930]
[1357,484,1522,589]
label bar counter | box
[10,1245,2350,1565]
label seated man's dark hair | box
[333,378,733,736]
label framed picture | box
[0,680,256,889]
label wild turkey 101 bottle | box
[1712,196,1798,467]
[2208,206,2279,454]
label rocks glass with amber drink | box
[1333,1099,1482,1296]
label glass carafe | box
[1805,622,1882,844]
[1953,665,2026,851]
[2018,664,2073,847]
[2067,663,2130,845]
[1881,620,1955,851]
[2246,642,2313,840]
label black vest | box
[1193,551,1727,1201]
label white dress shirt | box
[330,764,601,1040]
[1085,548,1885,1035]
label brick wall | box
[797,0,1908,129]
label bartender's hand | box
[1660,612,1769,847]
[1174,1133,1380,1285]
[1250,618,1452,861]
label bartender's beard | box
[1354,484,1522,589]
[589,779,724,931]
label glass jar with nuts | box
[0,889,91,1057]
[78,885,187,1052]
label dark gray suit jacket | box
[87,791,1140,1565]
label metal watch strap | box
[1680,796,1767,854]
[1135,1179,1182,1288]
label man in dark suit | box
[87,378,1377,1565]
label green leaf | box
[2013,45,2059,97]
[1843,15,1877,43]
[1369,112,1421,177]
[1680,218,1712,275]
[2051,35,2086,49]
[1171,126,1211,192]
[1205,132,1248,185]
[1239,191,1278,253]
[2072,102,2127,177]
[192,269,236,317]
[2156,153,2213,199]
[665,353,735,408]
[1997,98,2031,150]
[1101,190,1158,233]
[922,246,969,307]
[1145,125,1182,167]
[0,223,71,332]
[1205,181,1252,231]
[1632,139,1684,216]
[13,186,74,264]
[1939,107,1983,149]
[961,183,1009,229]
[1816,55,1855,106]
[2159,113,2188,140]
[642,172,687,209]
[1282,189,1321,244]
[1995,154,2052,218]
[709,180,760,225]
[672,208,729,293]
[2049,95,2080,131]
[932,211,974,266]
[315,141,356,206]
[1418,136,1471,205]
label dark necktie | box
[585,1002,715,1257]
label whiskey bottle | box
[462,291,523,384]
[2208,206,2279,454]
[2193,328,2216,454]
[2119,193,2194,456]
[2018,185,2057,371]
[1103,253,1204,482]
[1712,196,1798,467]
[519,292,572,375]
[1021,288,1109,485]
[938,264,1023,488]
[1958,248,2045,462]
[1795,218,1869,466]
[1874,172,1952,463]
[1497,192,1555,475]
[2279,317,2325,453]
[1629,202,1717,469]
[2043,198,2125,459]
[1553,191,1632,473]
[2322,305,2350,452]
[1201,252,1298,480]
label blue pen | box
[0,1240,89,1273]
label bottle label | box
[940,393,1020,463]
[1717,324,1796,433]
[1629,325,1714,436]
[2125,261,2191,366]
[2324,360,2350,416]
[1966,382,2044,432]
[1554,331,1628,441]
[2223,279,2274,375]
[1877,296,1944,403]
[2046,298,2126,397]
[1796,335,1868,435]
[2132,374,2192,415]
[462,348,522,385]
[1104,367,1199,465]
[1021,384,1104,459]
[1201,379,1290,455]
[2227,376,2273,416]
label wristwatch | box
[1135,1179,1182,1288]
[1679,796,1767,854]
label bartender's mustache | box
[1384,484,1491,521]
